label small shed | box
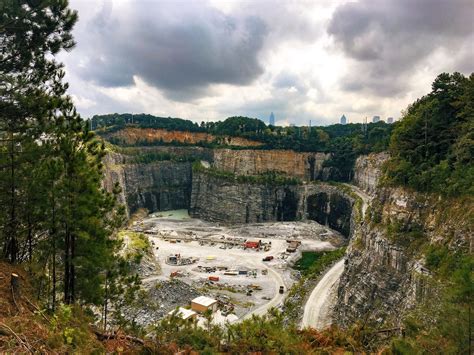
[168,307,197,321]
[191,296,218,313]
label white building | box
[168,307,197,320]
[191,296,218,313]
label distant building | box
[372,115,380,123]
[387,117,394,124]
[340,114,347,124]
[244,240,261,249]
[289,123,296,127]
[269,112,275,126]
[191,296,218,313]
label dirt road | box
[301,184,370,329]
[301,259,345,329]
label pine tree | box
[1,0,126,310]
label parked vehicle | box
[279,286,285,294]
[262,256,274,261]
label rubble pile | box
[125,279,200,327]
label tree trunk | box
[70,233,75,303]
[4,131,18,263]
[64,226,70,303]
[11,273,19,295]
[27,214,32,263]
[50,179,57,311]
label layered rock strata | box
[352,152,389,195]
[103,147,335,216]
[189,172,355,237]
[212,149,332,181]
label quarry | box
[2,3,471,351]
[128,209,345,326]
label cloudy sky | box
[61,0,474,126]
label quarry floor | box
[135,210,345,325]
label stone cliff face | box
[352,152,389,195]
[189,171,355,237]
[333,153,471,328]
[334,153,419,327]
[212,149,332,181]
[103,146,335,216]
[103,149,204,216]
[334,212,418,328]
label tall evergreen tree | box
[1,0,126,310]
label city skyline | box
[62,0,473,126]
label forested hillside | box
[385,72,474,196]
[93,113,393,153]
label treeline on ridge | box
[94,115,394,181]
[92,113,393,154]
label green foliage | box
[48,305,100,350]
[131,151,196,164]
[383,220,425,251]
[118,231,151,264]
[153,307,380,353]
[0,0,128,317]
[392,250,473,354]
[385,72,474,196]
[293,248,346,276]
[425,245,450,270]
[302,248,346,277]
[91,113,202,132]
[293,251,324,272]
[284,248,346,322]
[193,161,302,185]
[96,114,394,181]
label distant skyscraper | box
[372,115,380,123]
[269,112,275,126]
[362,117,368,136]
[387,117,394,124]
[340,114,347,124]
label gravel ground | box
[129,210,345,325]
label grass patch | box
[284,247,346,322]
[118,231,151,263]
[293,251,324,272]
[293,248,347,277]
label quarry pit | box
[133,210,345,325]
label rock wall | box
[103,146,335,216]
[334,221,418,328]
[212,149,332,181]
[335,154,423,327]
[189,172,355,237]
[352,152,389,195]
[103,148,211,216]
[334,183,472,328]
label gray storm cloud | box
[78,1,268,100]
[328,0,474,96]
